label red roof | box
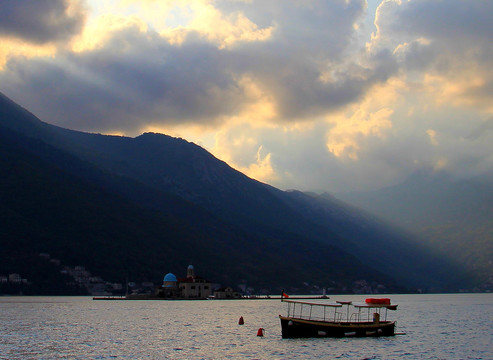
[177,275,209,283]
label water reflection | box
[0,294,492,359]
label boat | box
[279,297,398,338]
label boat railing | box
[350,311,361,322]
[334,311,343,322]
[282,299,398,323]
[283,299,343,323]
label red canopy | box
[365,298,391,305]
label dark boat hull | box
[279,316,396,338]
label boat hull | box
[279,315,396,338]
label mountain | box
[1,125,384,294]
[270,190,472,289]
[0,92,473,293]
[338,169,493,290]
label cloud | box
[426,129,438,146]
[0,0,87,44]
[327,107,393,160]
[467,118,493,140]
[377,0,493,44]
[0,0,391,134]
[371,0,493,112]
[1,27,249,133]
[1,0,493,192]
[220,0,398,120]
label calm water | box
[1,294,492,359]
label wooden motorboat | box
[279,297,398,338]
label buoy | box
[238,316,244,325]
[257,328,264,337]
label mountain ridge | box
[0,91,474,293]
[2,125,387,293]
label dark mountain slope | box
[0,94,349,261]
[1,126,394,293]
[0,92,341,245]
[272,190,473,289]
[338,169,493,287]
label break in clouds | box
[0,0,492,192]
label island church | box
[156,265,212,299]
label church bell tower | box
[187,264,195,279]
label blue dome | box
[163,273,177,282]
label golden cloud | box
[423,73,493,114]
[159,1,273,47]
[0,38,56,69]
[242,145,278,183]
[209,127,278,184]
[326,80,398,160]
[89,0,273,48]
[426,129,439,146]
[71,14,148,53]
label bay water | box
[1,294,492,359]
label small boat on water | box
[279,296,398,338]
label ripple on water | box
[0,294,492,359]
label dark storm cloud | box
[0,0,86,44]
[374,0,493,110]
[1,27,245,133]
[383,0,493,43]
[218,0,366,59]
[233,46,397,119]
[218,0,396,119]
[377,0,493,70]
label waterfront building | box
[157,272,181,298]
[156,265,211,299]
[8,273,22,283]
[213,287,242,299]
[178,265,211,299]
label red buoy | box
[257,328,264,337]
[238,316,244,325]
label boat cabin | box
[279,298,398,338]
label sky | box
[0,0,492,193]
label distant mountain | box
[338,169,493,289]
[0,92,473,293]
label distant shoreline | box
[92,295,330,301]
